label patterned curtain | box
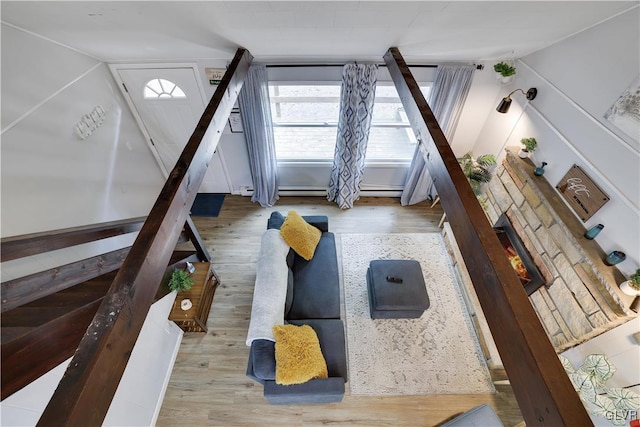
[401,65,475,206]
[327,63,378,209]
[238,65,279,207]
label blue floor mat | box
[190,193,225,217]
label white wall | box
[473,7,640,277]
[0,292,182,427]
[1,23,165,238]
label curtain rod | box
[265,63,483,70]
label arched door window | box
[144,79,186,99]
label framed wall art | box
[603,75,640,142]
[556,165,610,222]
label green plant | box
[560,354,640,425]
[458,152,497,196]
[628,269,640,290]
[168,269,193,292]
[493,61,516,77]
[521,137,537,152]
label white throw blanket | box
[246,229,290,346]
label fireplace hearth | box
[494,214,545,295]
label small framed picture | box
[229,111,243,133]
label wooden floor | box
[157,196,524,426]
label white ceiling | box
[1,1,637,64]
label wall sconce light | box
[496,88,538,113]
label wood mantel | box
[502,147,637,314]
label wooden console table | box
[169,261,219,333]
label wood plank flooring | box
[157,196,524,426]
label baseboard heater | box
[234,188,402,197]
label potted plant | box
[560,353,640,425]
[493,61,516,84]
[619,269,640,296]
[458,152,497,196]
[168,269,194,293]
[519,137,537,158]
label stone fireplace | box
[477,148,637,351]
[441,147,636,360]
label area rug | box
[340,233,495,396]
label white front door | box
[113,65,230,193]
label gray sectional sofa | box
[246,211,347,404]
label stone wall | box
[482,149,634,351]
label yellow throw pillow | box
[273,324,328,385]
[280,210,322,261]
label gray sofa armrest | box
[288,319,347,380]
[267,211,329,233]
[246,340,276,384]
[264,377,345,404]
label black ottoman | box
[366,259,430,319]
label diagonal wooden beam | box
[184,216,211,262]
[1,247,130,313]
[0,217,145,262]
[384,47,591,426]
[37,48,253,426]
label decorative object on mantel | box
[604,74,640,143]
[534,161,548,176]
[168,268,194,293]
[493,61,516,84]
[518,137,537,158]
[584,223,604,240]
[496,88,537,113]
[619,269,640,296]
[560,353,640,426]
[605,251,626,266]
[556,164,610,221]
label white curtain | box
[401,65,475,206]
[327,63,378,209]
[238,65,279,207]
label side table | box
[169,261,220,333]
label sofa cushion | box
[284,268,294,317]
[280,210,322,261]
[288,319,347,381]
[288,233,341,320]
[274,324,328,385]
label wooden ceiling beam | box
[384,47,591,426]
[36,48,253,427]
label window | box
[269,82,431,163]
[269,83,341,161]
[367,84,431,162]
[144,79,186,99]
